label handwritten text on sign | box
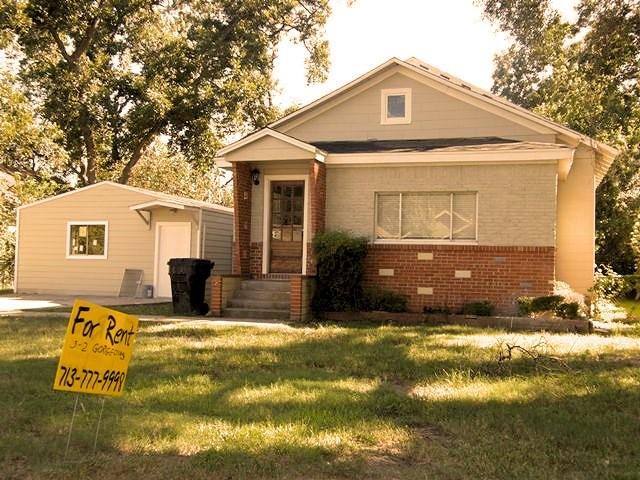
[53,300,139,397]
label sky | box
[272,0,578,109]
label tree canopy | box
[476,0,640,273]
[0,0,331,185]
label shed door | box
[270,181,304,273]
[155,222,191,297]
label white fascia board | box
[129,200,186,211]
[325,147,574,164]
[216,128,324,157]
[324,147,575,179]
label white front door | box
[155,222,191,297]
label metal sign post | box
[63,394,80,462]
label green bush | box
[0,228,15,289]
[359,288,408,313]
[590,266,632,302]
[517,295,582,319]
[516,296,533,315]
[555,302,581,319]
[531,295,564,312]
[462,301,494,316]
[311,231,368,312]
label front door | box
[155,222,191,297]
[270,181,304,273]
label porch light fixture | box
[251,168,260,186]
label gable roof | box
[311,137,554,154]
[19,181,233,213]
[215,127,327,162]
[267,57,618,180]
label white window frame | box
[373,192,478,244]
[66,221,109,259]
[380,88,412,125]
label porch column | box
[232,162,252,276]
[307,160,326,275]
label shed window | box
[381,88,411,124]
[67,222,108,258]
[375,192,477,241]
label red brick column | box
[232,162,252,276]
[307,160,326,275]
[211,275,223,316]
[290,275,303,321]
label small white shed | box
[14,181,233,298]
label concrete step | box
[240,280,290,292]
[228,298,290,310]
[233,289,290,301]
[222,307,290,321]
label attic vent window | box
[381,88,411,125]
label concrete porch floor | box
[0,293,170,314]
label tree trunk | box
[118,134,155,184]
[82,125,97,184]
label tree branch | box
[47,26,72,63]
[118,130,159,183]
[70,15,101,64]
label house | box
[14,181,233,298]
[212,57,618,321]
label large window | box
[67,222,108,258]
[375,192,477,241]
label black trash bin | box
[168,258,214,315]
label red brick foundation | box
[250,242,263,277]
[363,244,555,314]
[211,276,223,316]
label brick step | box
[240,280,290,292]
[222,307,290,321]
[228,298,290,310]
[233,289,290,301]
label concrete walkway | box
[0,294,293,329]
[0,293,168,314]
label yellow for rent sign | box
[53,300,139,397]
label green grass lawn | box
[616,298,640,321]
[1,317,639,479]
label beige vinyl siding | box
[556,145,596,294]
[225,135,316,162]
[326,163,557,247]
[284,72,555,143]
[16,182,234,298]
[201,209,233,274]
[17,183,158,295]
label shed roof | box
[19,181,233,213]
